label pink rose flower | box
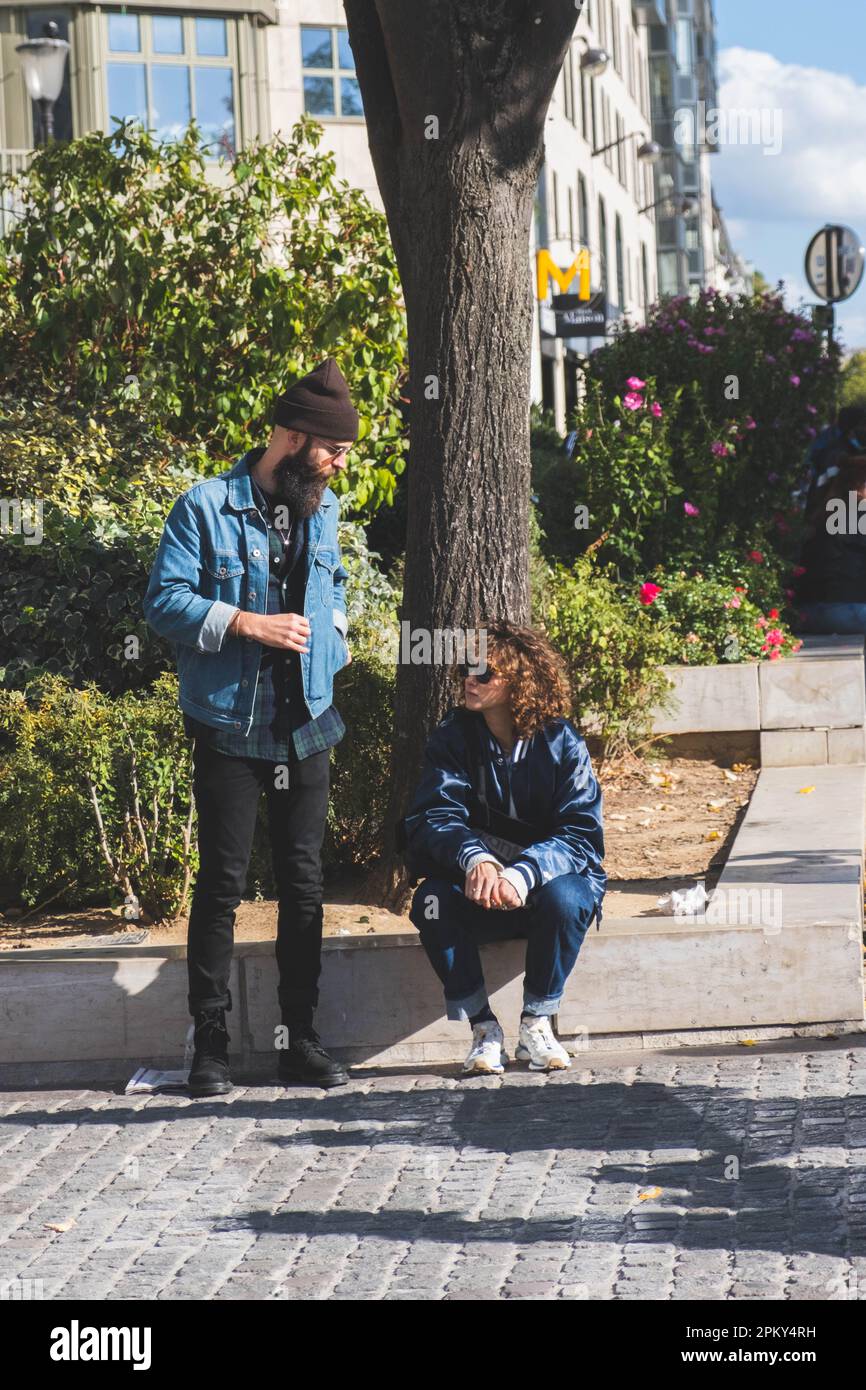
[623,392,644,411]
[711,441,729,458]
[725,595,742,609]
[684,501,700,516]
[748,550,764,563]
[790,375,801,387]
[650,401,663,418]
[639,582,662,606]
[626,376,646,391]
[745,417,757,430]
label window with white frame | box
[301,26,363,119]
[104,11,236,157]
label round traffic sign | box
[805,225,865,303]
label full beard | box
[272,437,330,518]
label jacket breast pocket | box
[202,549,245,601]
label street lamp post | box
[15,21,70,146]
[591,133,662,164]
[638,194,700,218]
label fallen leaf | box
[798,785,815,795]
[357,915,370,924]
[705,830,721,841]
[44,1219,76,1233]
[637,1187,663,1201]
[732,762,753,773]
[739,1039,758,1046]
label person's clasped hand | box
[464,862,521,910]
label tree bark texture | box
[344,1,582,907]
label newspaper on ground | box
[124,1023,196,1094]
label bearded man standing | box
[144,359,357,1096]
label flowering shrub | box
[531,290,843,663]
[636,566,803,666]
[535,550,676,756]
[580,288,838,573]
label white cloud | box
[714,47,866,223]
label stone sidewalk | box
[3,1038,866,1301]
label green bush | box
[0,117,406,517]
[0,390,201,691]
[0,673,195,920]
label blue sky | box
[712,0,866,347]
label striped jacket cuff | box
[496,867,528,904]
[459,846,503,874]
[504,861,538,898]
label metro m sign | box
[536,247,591,302]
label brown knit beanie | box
[272,358,359,441]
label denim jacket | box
[143,451,350,733]
[403,707,607,927]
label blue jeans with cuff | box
[409,873,597,1022]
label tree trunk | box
[344,0,582,909]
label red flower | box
[639,582,662,606]
[768,608,779,620]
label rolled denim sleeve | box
[143,492,236,653]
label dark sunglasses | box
[459,664,495,684]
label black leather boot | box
[188,1007,233,1097]
[277,1027,349,1088]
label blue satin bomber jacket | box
[403,707,607,929]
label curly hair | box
[452,621,573,739]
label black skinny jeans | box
[187,739,331,1021]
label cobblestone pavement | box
[3,1040,866,1301]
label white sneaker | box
[462,1020,508,1075]
[515,1015,572,1071]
